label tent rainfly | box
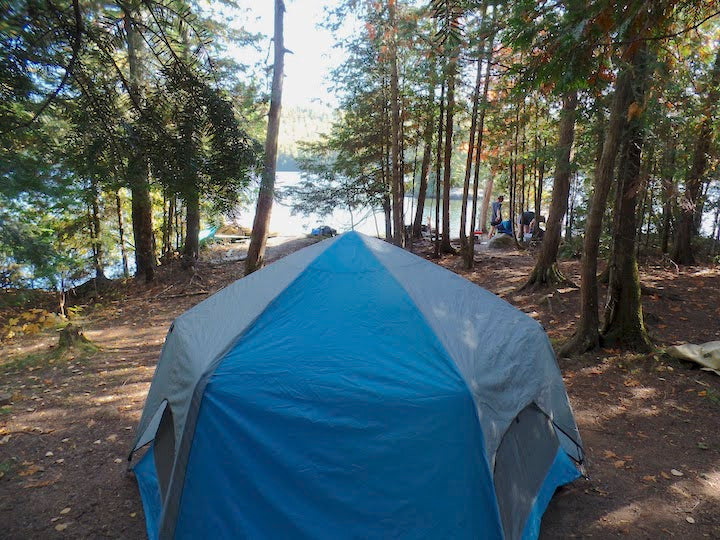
[130,231,584,540]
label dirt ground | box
[1,235,719,539]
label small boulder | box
[488,234,516,250]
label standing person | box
[489,195,504,238]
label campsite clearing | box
[1,237,719,538]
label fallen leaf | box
[55,523,68,531]
[0,434,10,444]
[19,464,44,476]
[130,512,137,518]
[45,451,53,457]
[60,507,70,514]
[106,434,117,442]
[93,440,101,445]
[671,469,684,477]
[614,460,626,469]
[642,475,657,483]
[603,450,618,459]
[697,442,709,450]
[23,476,60,488]
[661,471,671,479]
[114,458,122,464]
[686,516,695,524]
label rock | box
[0,393,11,406]
[488,234,516,251]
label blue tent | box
[130,231,583,539]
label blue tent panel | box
[135,446,162,540]
[174,235,503,538]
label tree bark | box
[246,0,285,275]
[440,56,457,254]
[673,46,720,265]
[479,167,494,233]
[660,140,675,254]
[116,190,129,278]
[602,44,653,350]
[465,17,495,269]
[124,10,154,282]
[412,80,434,238]
[182,189,200,265]
[534,138,546,222]
[89,177,106,280]
[164,195,174,256]
[433,79,446,258]
[460,3,488,253]
[388,0,404,247]
[522,90,577,290]
[560,64,634,356]
[129,160,155,281]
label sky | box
[229,0,344,108]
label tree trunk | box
[412,82,434,238]
[479,167,494,233]
[89,178,106,280]
[534,138,546,221]
[183,189,200,265]
[519,104,527,241]
[129,163,155,281]
[125,10,154,282]
[383,194,392,240]
[465,18,495,269]
[174,199,182,251]
[116,190,129,278]
[388,0,403,247]
[510,108,520,247]
[433,79,446,258]
[660,141,675,254]
[440,57,457,254]
[164,196,174,256]
[460,3,488,253]
[673,46,720,265]
[602,44,653,351]
[246,0,286,275]
[566,172,577,241]
[560,63,634,357]
[522,90,577,290]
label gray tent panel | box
[131,236,339,458]
[358,234,582,465]
[494,404,560,540]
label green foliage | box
[0,0,266,286]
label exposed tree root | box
[518,263,576,293]
[600,327,653,352]
[559,326,600,357]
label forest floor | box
[1,234,719,539]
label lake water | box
[234,171,483,239]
